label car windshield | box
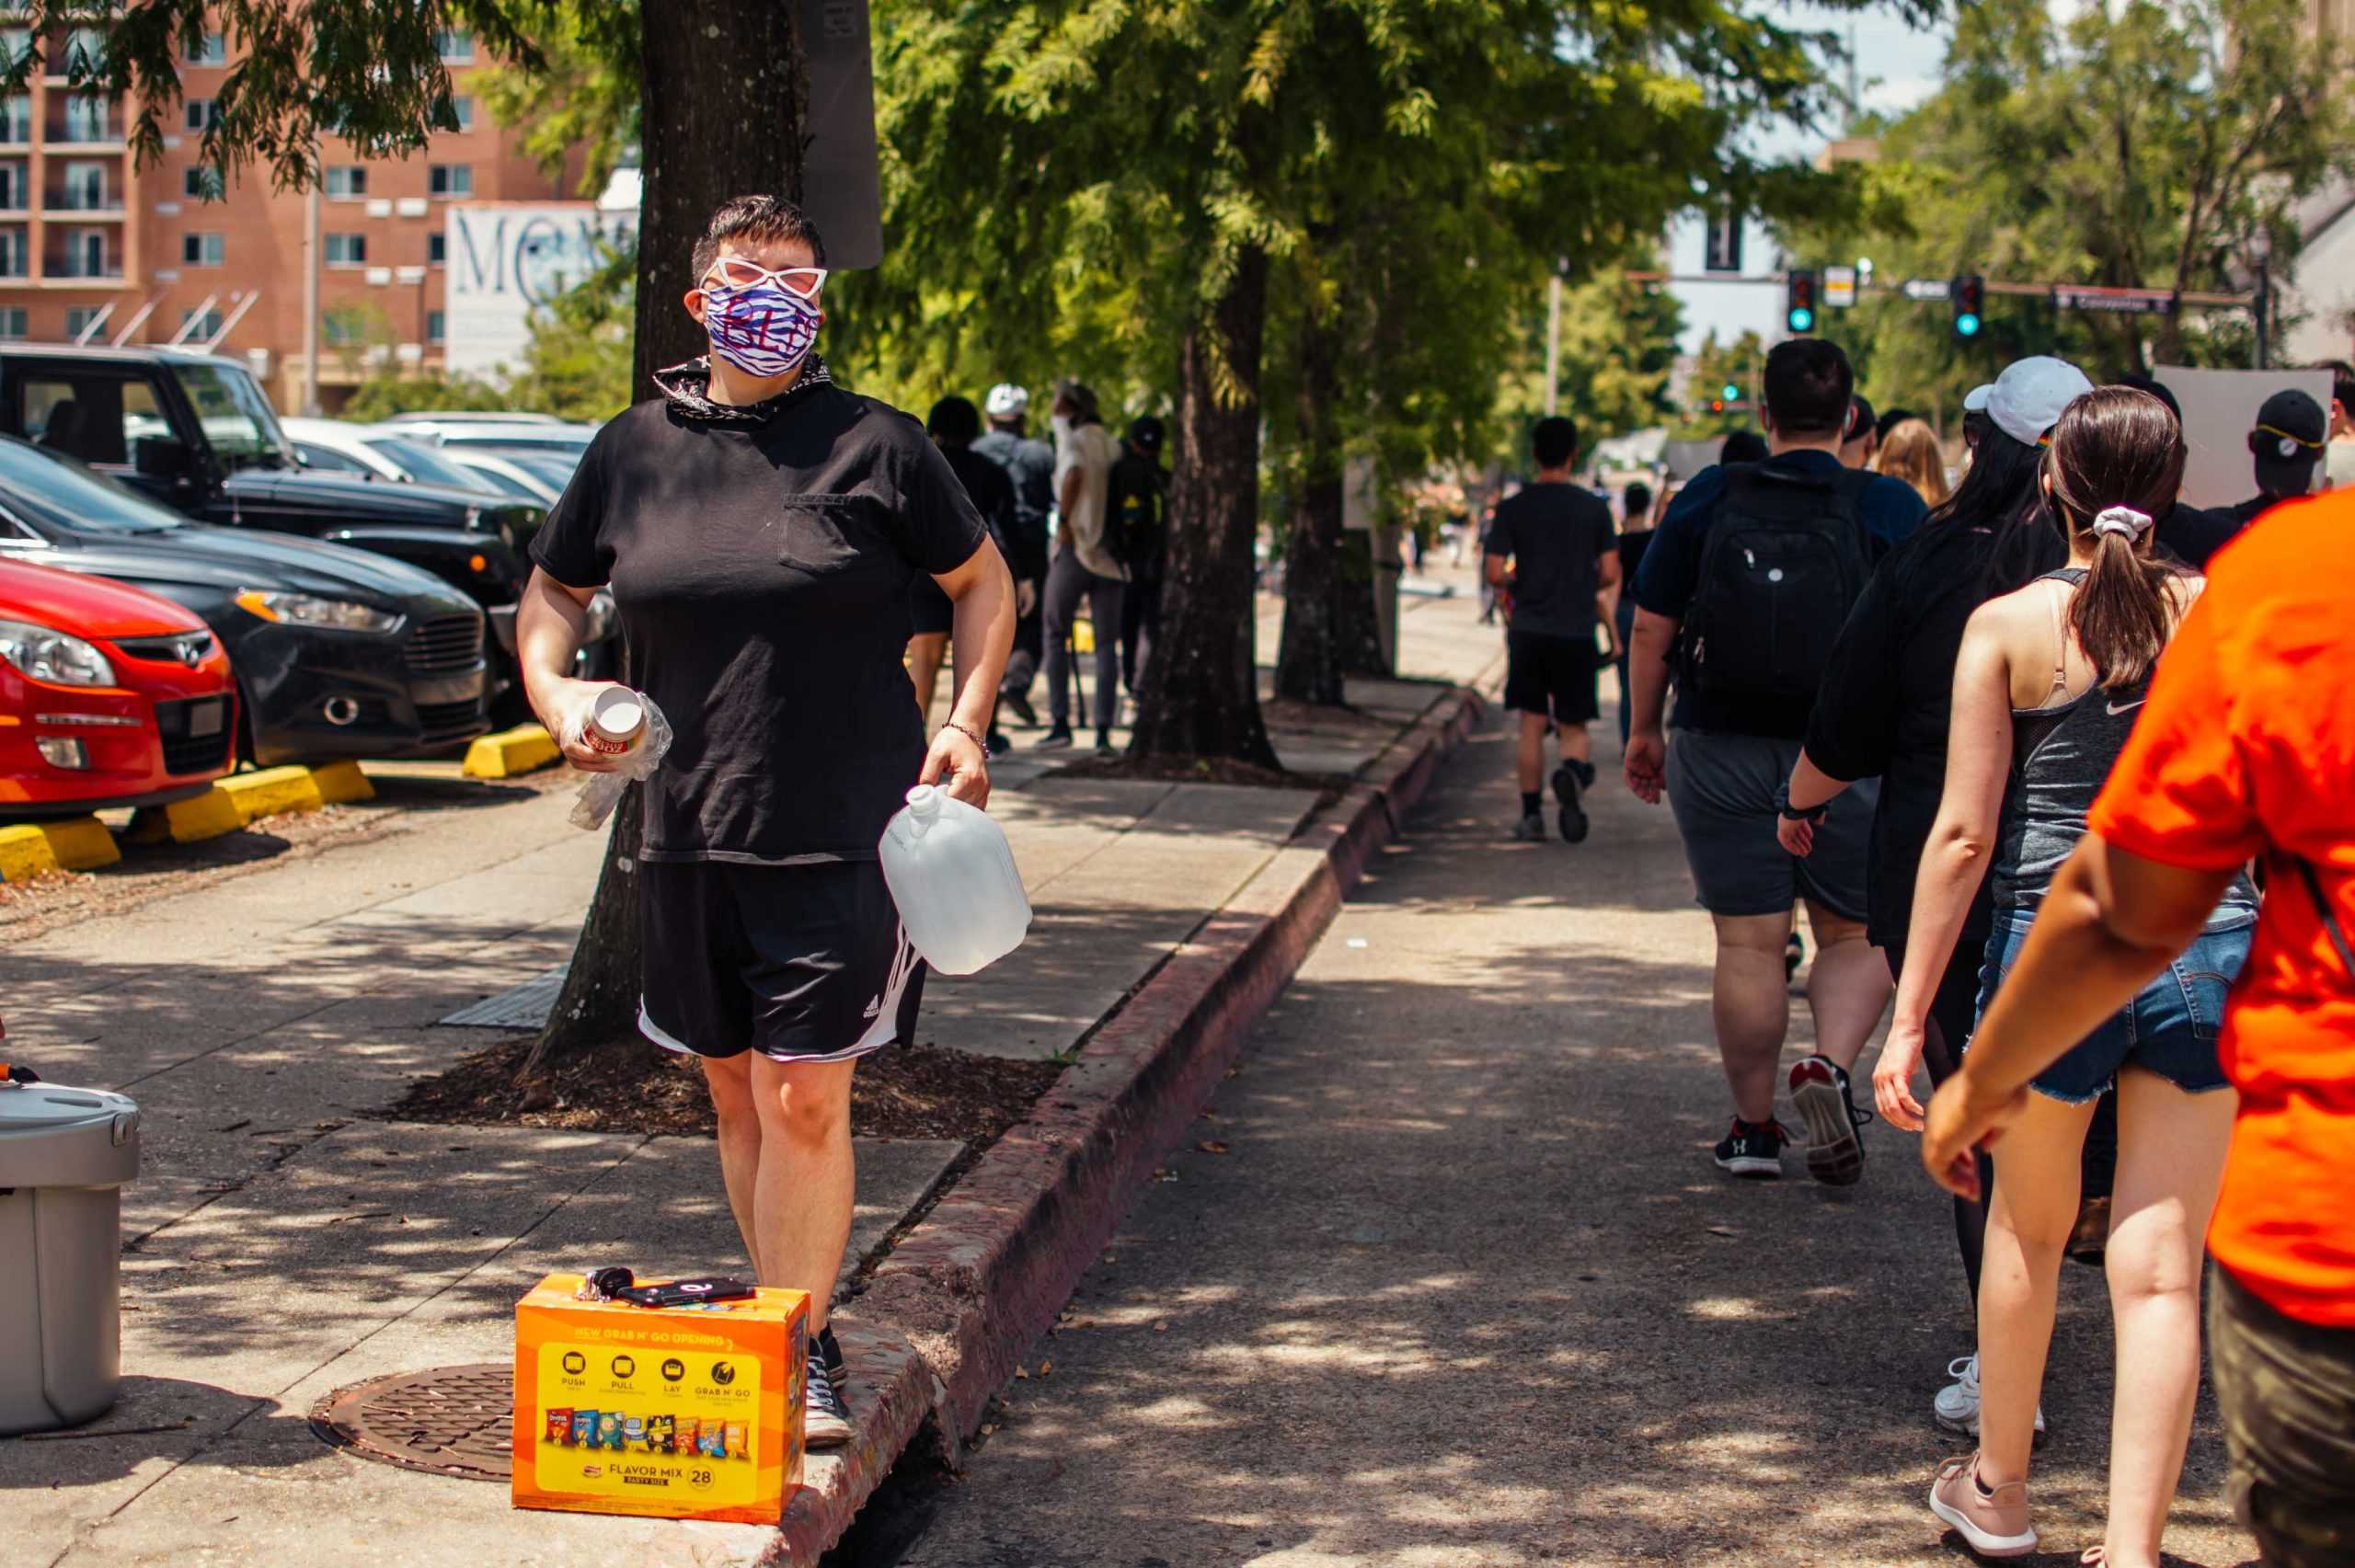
[0,437,185,534]
[460,463,544,501]
[172,361,294,469]
[514,453,581,491]
[363,435,499,492]
[441,432,593,455]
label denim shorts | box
[1973,906,2250,1104]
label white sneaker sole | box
[1714,1153,1783,1178]
[1927,1488,2037,1557]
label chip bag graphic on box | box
[511,1272,807,1524]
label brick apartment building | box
[0,18,580,412]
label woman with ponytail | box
[1892,385,2257,1564]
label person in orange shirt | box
[1924,490,2355,1567]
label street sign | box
[1704,211,1742,274]
[1823,265,1856,308]
[798,0,883,269]
[1902,278,1950,302]
[2051,286,2176,315]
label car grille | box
[154,695,235,777]
[114,632,216,667]
[417,696,488,743]
[406,612,484,675]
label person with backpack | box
[1897,387,2256,1565]
[1625,338,1928,1183]
[1923,482,2355,1568]
[1109,415,1167,700]
[974,383,1056,728]
[1039,379,1124,755]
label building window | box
[183,98,219,132]
[0,162,21,210]
[185,30,227,65]
[63,95,110,143]
[64,305,104,338]
[434,29,475,63]
[426,310,446,344]
[64,229,107,278]
[324,308,368,346]
[449,96,475,132]
[0,306,24,340]
[64,28,106,74]
[181,232,224,266]
[183,165,222,201]
[0,97,28,144]
[0,229,25,277]
[61,160,107,211]
[179,306,224,338]
[0,29,28,70]
[325,233,366,267]
[428,164,472,198]
[325,166,366,198]
[427,232,446,266]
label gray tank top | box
[1992,570,2257,927]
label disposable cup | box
[585,686,648,756]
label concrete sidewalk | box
[893,695,2261,1565]
[1,574,1500,1566]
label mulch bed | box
[387,1033,1066,1147]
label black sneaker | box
[804,1345,853,1448]
[1510,811,1547,842]
[1002,690,1037,727]
[817,1323,847,1389]
[1713,1116,1790,1178]
[1551,761,1592,844]
[986,728,1012,758]
[1789,1054,1871,1186]
[1035,726,1074,751]
[1786,930,1806,981]
[1093,731,1117,759]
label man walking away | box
[1625,338,1929,1184]
[1040,380,1124,755]
[1614,479,1654,750]
[1840,395,1878,469]
[1109,414,1167,700]
[921,395,1019,752]
[1485,415,1619,844]
[975,384,1055,727]
[2228,388,2328,529]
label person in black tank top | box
[1878,387,2256,1564]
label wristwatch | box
[1774,781,1830,824]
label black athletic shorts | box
[1504,630,1601,724]
[637,859,925,1065]
[908,575,954,636]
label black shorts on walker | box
[637,859,925,1065]
[1504,630,1601,725]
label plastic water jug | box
[878,785,1030,976]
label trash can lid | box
[0,1080,139,1189]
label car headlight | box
[583,588,617,643]
[0,618,117,688]
[235,590,406,635]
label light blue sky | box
[1668,2,1954,351]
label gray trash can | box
[0,1075,139,1435]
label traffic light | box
[1950,273,1985,340]
[1786,269,1818,335]
[1721,382,1741,402]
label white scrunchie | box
[2091,505,2154,540]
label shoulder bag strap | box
[2295,857,2355,978]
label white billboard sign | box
[444,203,638,380]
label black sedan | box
[0,436,489,767]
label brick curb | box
[765,674,1497,1562]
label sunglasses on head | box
[699,257,828,297]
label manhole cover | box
[309,1363,513,1482]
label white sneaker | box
[1934,1354,2047,1439]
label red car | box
[0,557,237,815]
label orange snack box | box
[511,1273,807,1523]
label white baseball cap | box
[984,383,1028,418]
[1984,356,2094,448]
[1962,383,1994,413]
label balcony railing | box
[46,189,116,212]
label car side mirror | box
[133,436,194,478]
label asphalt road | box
[885,710,2257,1567]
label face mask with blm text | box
[700,280,821,380]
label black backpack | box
[1673,462,1876,704]
[1107,454,1166,574]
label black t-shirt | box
[534,370,989,864]
[1803,518,2062,948]
[1482,482,1615,640]
[940,444,1016,562]
[2154,503,2244,570]
[1616,527,1655,586]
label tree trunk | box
[523,0,807,1079]
[1131,245,1280,766]
[1274,315,1348,705]
[1335,531,1389,677]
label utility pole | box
[1544,272,1561,418]
[299,139,321,414]
[2251,228,2272,371]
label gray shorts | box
[1664,728,1876,921]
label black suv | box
[0,347,607,708]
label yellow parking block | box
[143,787,247,843]
[310,760,375,806]
[217,765,325,825]
[0,823,59,882]
[39,816,120,871]
[464,723,561,779]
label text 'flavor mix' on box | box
[511,1273,807,1524]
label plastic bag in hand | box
[562,688,673,830]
